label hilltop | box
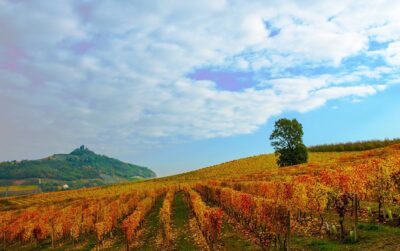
[0,146,155,193]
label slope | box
[0,145,155,192]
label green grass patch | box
[358,223,380,231]
[0,185,38,192]
[136,196,164,251]
[219,218,261,250]
[172,192,198,251]
[293,221,400,251]
[307,240,340,251]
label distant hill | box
[0,145,156,193]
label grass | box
[218,218,262,250]
[199,193,262,250]
[0,185,38,192]
[358,223,380,231]
[171,191,199,251]
[292,222,400,250]
[306,240,340,251]
[136,196,164,251]
[6,233,96,250]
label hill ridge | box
[0,145,156,192]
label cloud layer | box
[0,0,399,159]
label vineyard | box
[1,145,400,250]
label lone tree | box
[270,118,308,167]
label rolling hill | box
[1,144,399,250]
[0,145,156,193]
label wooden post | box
[354,194,358,242]
[3,232,6,251]
[286,210,291,251]
[51,230,54,249]
[339,216,344,240]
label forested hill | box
[0,146,156,181]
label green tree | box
[270,118,308,167]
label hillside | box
[0,146,155,192]
[1,145,400,250]
[308,138,400,152]
[160,150,345,182]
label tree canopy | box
[269,118,308,167]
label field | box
[1,145,400,250]
[0,185,40,197]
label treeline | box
[308,138,400,152]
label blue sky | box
[0,0,400,176]
[137,84,400,175]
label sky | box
[1,0,400,176]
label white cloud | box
[384,41,400,65]
[0,0,397,160]
[269,77,328,94]
[265,19,367,65]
